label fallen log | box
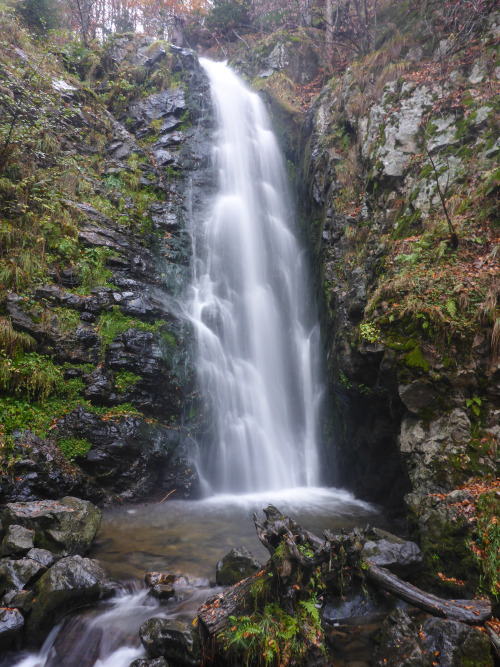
[198,569,265,637]
[197,506,493,665]
[365,561,491,624]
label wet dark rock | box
[130,658,169,667]
[0,433,109,506]
[0,558,46,596]
[128,88,187,133]
[374,608,494,666]
[84,368,116,404]
[139,617,201,666]
[215,546,262,586]
[2,588,33,613]
[28,555,110,645]
[2,496,101,556]
[0,525,34,556]
[374,608,427,666]
[151,148,177,167]
[361,537,423,577]
[399,380,438,414]
[0,607,24,650]
[148,203,181,231]
[148,584,175,600]
[27,549,56,567]
[322,589,394,627]
[57,408,199,499]
[421,616,493,666]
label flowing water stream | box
[6,61,385,667]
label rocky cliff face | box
[293,11,499,592]
[0,23,215,504]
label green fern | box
[445,299,457,318]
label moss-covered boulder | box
[215,546,262,586]
[28,555,110,645]
[2,497,101,556]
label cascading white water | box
[191,59,324,493]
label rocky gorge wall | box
[290,10,500,595]
[1,0,499,610]
[0,22,215,505]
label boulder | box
[375,608,493,666]
[27,548,56,567]
[398,380,437,414]
[322,589,393,626]
[147,584,176,601]
[2,588,33,613]
[1,525,34,556]
[0,607,24,650]
[374,608,427,666]
[2,497,101,556]
[215,546,262,586]
[139,618,201,666]
[28,555,109,644]
[0,558,46,596]
[361,537,423,576]
[421,617,492,666]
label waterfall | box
[190,59,324,493]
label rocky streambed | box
[0,492,497,666]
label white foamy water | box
[190,59,324,493]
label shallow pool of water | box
[7,487,390,667]
[91,487,381,581]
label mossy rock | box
[215,546,262,586]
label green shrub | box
[16,0,60,33]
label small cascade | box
[190,59,324,493]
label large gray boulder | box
[361,534,423,577]
[215,546,262,586]
[0,557,46,596]
[1,524,34,556]
[421,617,493,666]
[2,497,101,556]
[28,555,109,644]
[0,607,24,650]
[139,618,200,666]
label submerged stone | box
[140,617,200,665]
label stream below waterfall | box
[6,489,391,667]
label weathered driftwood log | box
[365,561,491,624]
[197,505,492,663]
[198,569,265,637]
